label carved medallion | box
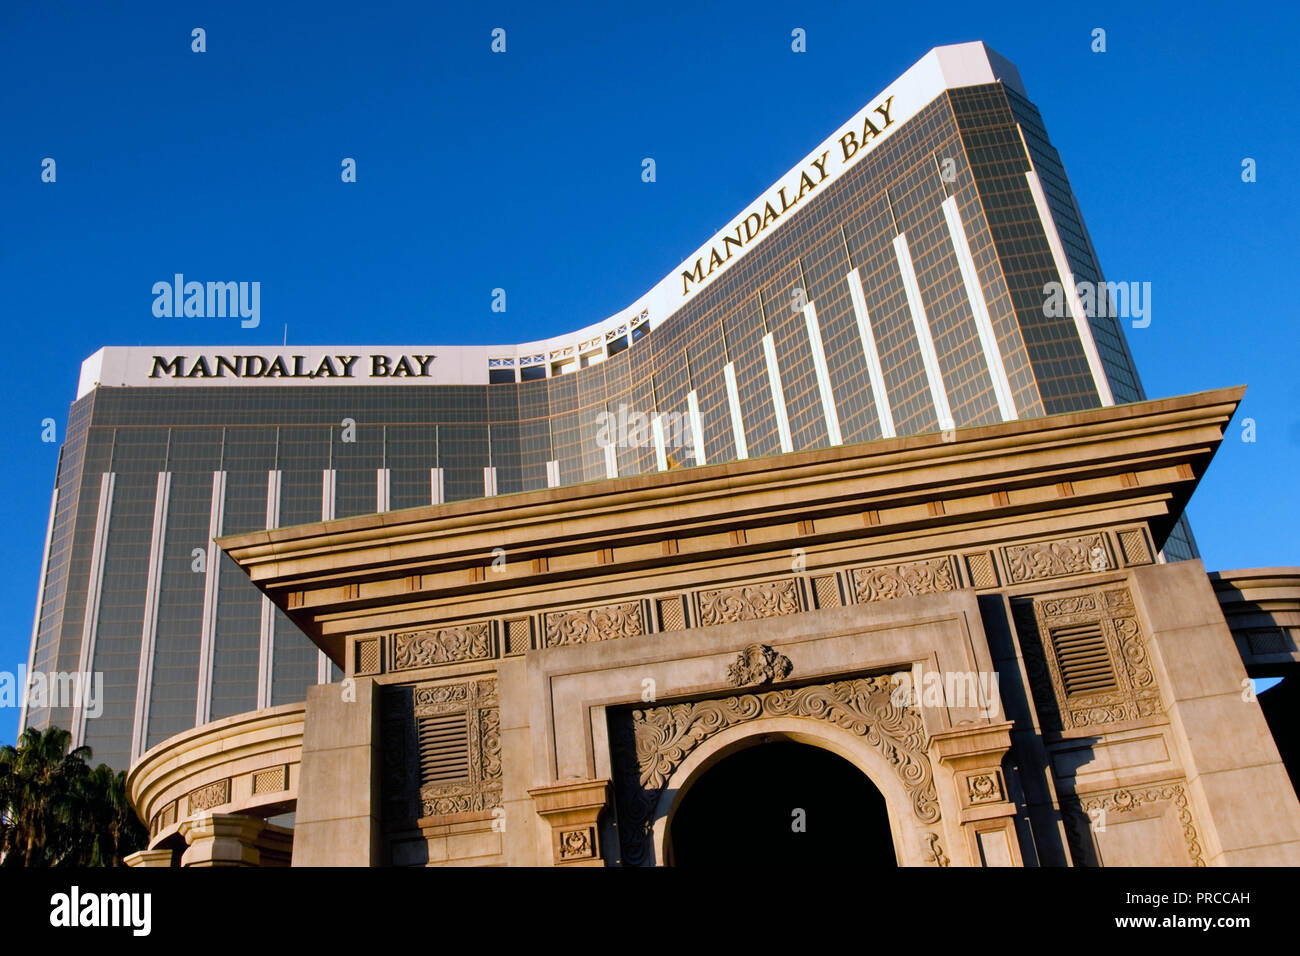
[726,644,793,687]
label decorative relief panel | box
[187,778,230,814]
[851,557,956,603]
[609,675,939,866]
[1064,781,1205,867]
[381,677,502,827]
[1013,585,1162,734]
[544,602,645,647]
[698,579,799,626]
[1004,534,1109,583]
[391,622,493,670]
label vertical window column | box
[723,363,748,460]
[846,269,896,439]
[72,473,113,746]
[761,332,794,454]
[893,233,956,433]
[19,486,59,733]
[130,472,170,764]
[193,471,226,727]
[256,470,280,710]
[321,469,336,521]
[802,302,843,446]
[687,390,706,466]
[942,195,1018,421]
[1024,169,1115,406]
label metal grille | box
[417,711,470,785]
[1050,623,1116,696]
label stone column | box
[930,722,1024,867]
[528,779,610,866]
[179,813,266,867]
[124,848,174,867]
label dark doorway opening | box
[667,739,896,866]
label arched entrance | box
[666,738,896,866]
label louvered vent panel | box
[1050,623,1117,696]
[418,711,470,785]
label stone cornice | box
[220,387,1242,657]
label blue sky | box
[2,1,1296,746]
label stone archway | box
[607,675,951,867]
[665,737,896,866]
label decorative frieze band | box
[851,556,957,603]
[392,622,494,670]
[1004,533,1110,583]
[699,579,800,626]
[544,602,645,647]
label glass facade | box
[23,60,1195,769]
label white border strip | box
[194,470,226,726]
[72,472,114,746]
[687,390,706,465]
[762,332,794,453]
[256,470,280,710]
[893,233,955,432]
[802,303,843,445]
[942,196,1018,421]
[130,471,170,763]
[431,467,446,503]
[1024,170,1114,406]
[19,486,59,732]
[723,363,748,460]
[846,269,896,439]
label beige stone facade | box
[125,387,1300,866]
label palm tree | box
[0,726,146,866]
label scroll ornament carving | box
[726,644,793,687]
[392,622,492,670]
[699,580,799,626]
[1068,783,1204,866]
[852,558,955,603]
[923,832,950,867]
[1005,534,1107,583]
[545,602,644,647]
[611,675,940,865]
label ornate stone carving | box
[966,772,1003,805]
[1065,782,1205,867]
[392,622,492,670]
[725,644,793,687]
[699,580,800,626]
[187,778,230,814]
[851,557,956,603]
[559,827,594,861]
[381,678,502,827]
[1014,584,1162,733]
[923,832,950,867]
[1004,534,1107,583]
[544,602,644,647]
[609,675,940,866]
